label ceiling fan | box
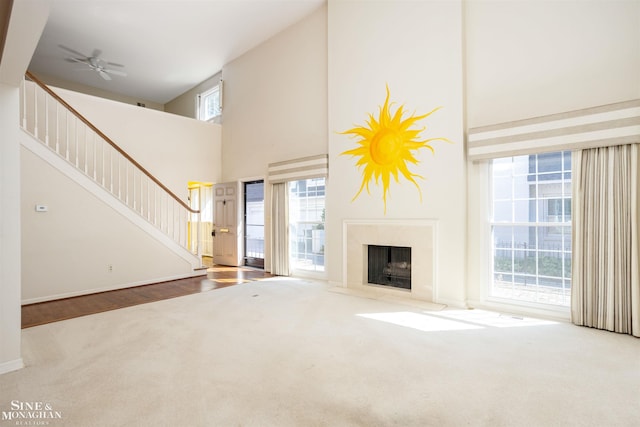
[59,45,127,81]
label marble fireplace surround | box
[343,219,437,302]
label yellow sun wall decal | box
[340,85,451,214]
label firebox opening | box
[367,245,411,290]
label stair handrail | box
[25,71,199,214]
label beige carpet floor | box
[1,277,639,426]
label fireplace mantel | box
[343,219,437,303]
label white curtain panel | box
[269,182,290,276]
[571,143,640,336]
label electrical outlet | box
[108,264,113,272]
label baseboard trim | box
[0,358,24,375]
[328,286,447,311]
[21,271,206,305]
[434,297,468,309]
[466,298,571,322]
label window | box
[490,151,572,306]
[546,198,571,224]
[289,177,325,273]
[197,82,222,121]
[244,180,264,269]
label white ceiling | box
[28,0,325,104]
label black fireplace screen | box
[367,245,411,290]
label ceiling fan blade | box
[105,61,125,68]
[97,70,112,81]
[58,44,87,58]
[104,69,127,77]
[66,57,88,64]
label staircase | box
[19,72,203,270]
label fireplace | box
[343,219,437,302]
[367,245,411,289]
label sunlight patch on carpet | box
[432,309,558,328]
[357,311,484,332]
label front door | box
[212,182,240,266]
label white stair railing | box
[20,72,201,257]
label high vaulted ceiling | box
[28,0,325,105]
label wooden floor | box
[22,266,272,329]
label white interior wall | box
[464,0,640,314]
[465,0,640,128]
[221,4,327,182]
[0,85,24,373]
[0,0,50,375]
[51,87,222,200]
[34,72,165,111]
[18,86,222,302]
[327,0,466,306]
[20,146,195,302]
